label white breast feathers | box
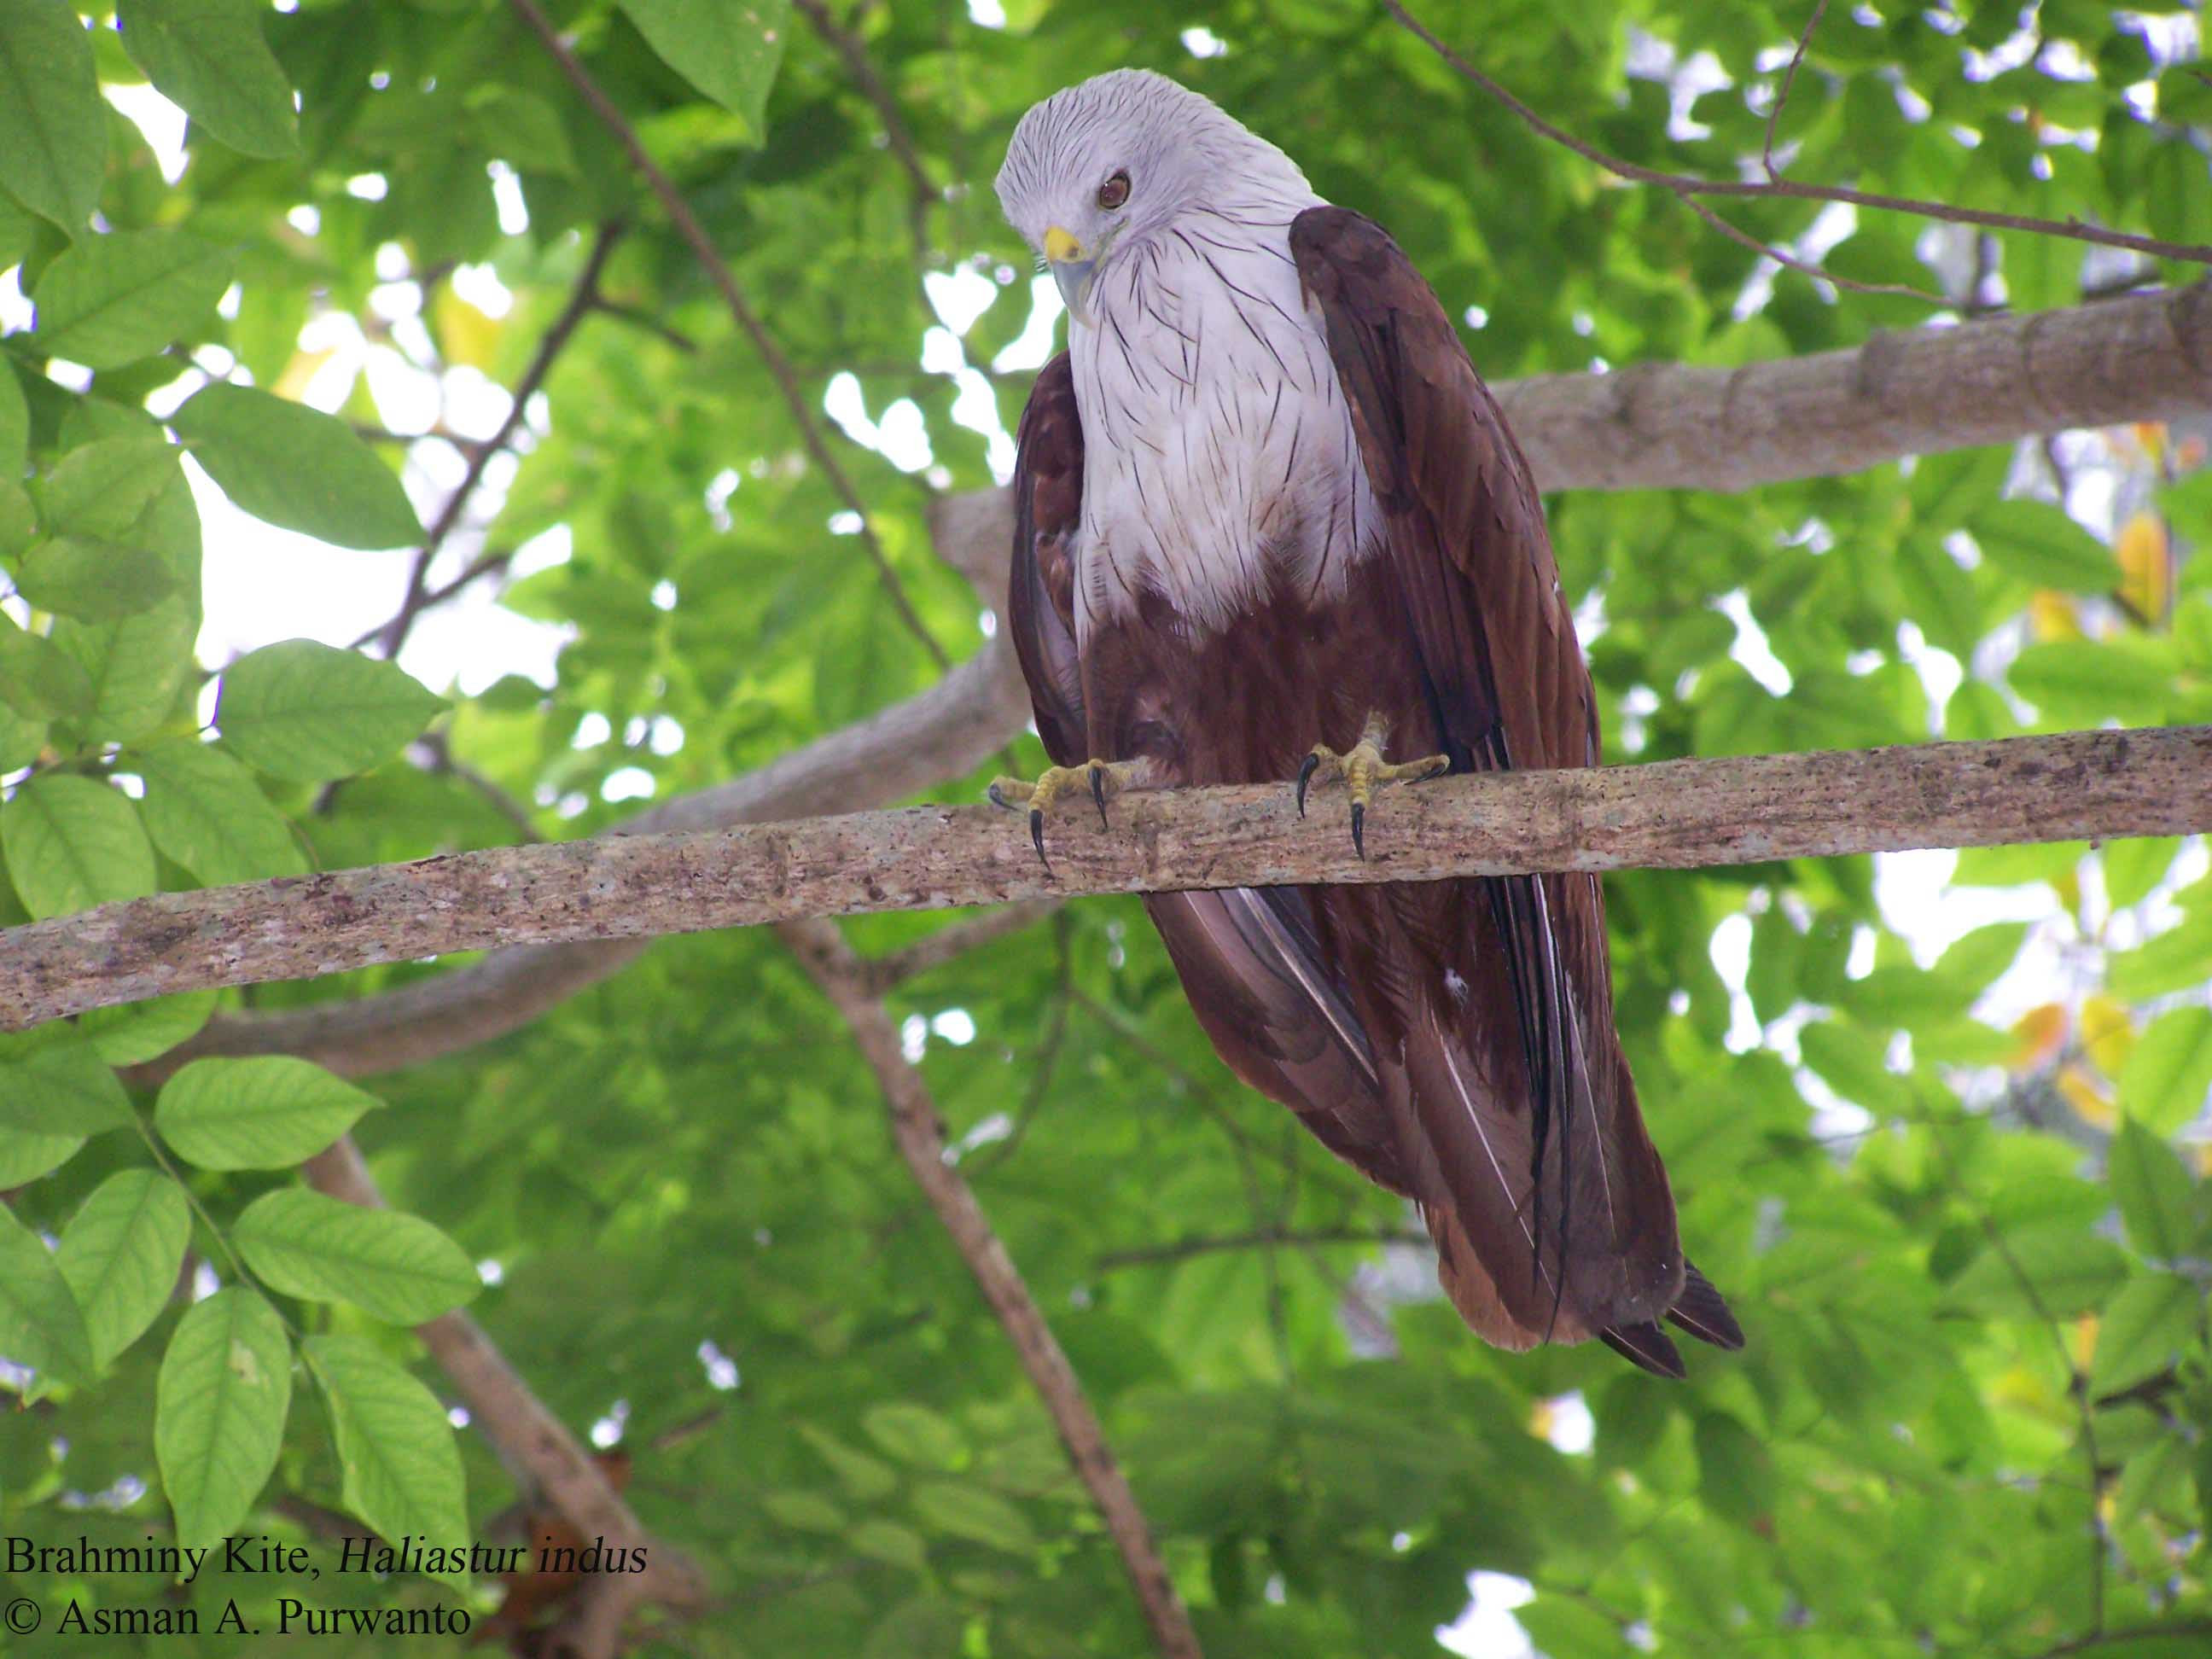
[1068,211,1378,641]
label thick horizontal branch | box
[932,287,2210,552]
[12,727,2206,1031]
[126,633,1032,1082]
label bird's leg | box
[988,759,1144,867]
[1295,713,1449,859]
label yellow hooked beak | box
[1043,224,1097,324]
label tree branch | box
[123,630,1031,1085]
[1388,0,2212,269]
[368,222,626,659]
[28,726,2211,1032]
[936,282,2209,523]
[793,0,940,254]
[853,898,1061,993]
[779,917,1203,1659]
[116,286,2212,1081]
[506,0,950,671]
[300,1136,707,1656]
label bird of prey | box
[989,71,1740,1376]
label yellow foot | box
[1295,717,1447,860]
[988,759,1142,866]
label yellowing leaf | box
[1528,1397,1557,1443]
[2009,1003,2066,1072]
[2070,1312,2098,1371]
[2028,590,2081,642]
[2078,995,2134,1080]
[2057,1062,2114,1128]
[271,346,334,404]
[432,288,501,371]
[2114,511,2169,625]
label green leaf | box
[1973,500,2116,592]
[2104,837,2180,912]
[233,1189,480,1324]
[78,989,218,1067]
[304,1335,469,1586]
[1948,1223,2130,1319]
[28,230,236,368]
[55,596,200,743]
[2110,1117,2198,1264]
[0,1201,95,1386]
[0,363,26,480]
[170,383,422,549]
[762,1488,848,1533]
[37,437,192,556]
[157,1057,380,1171]
[617,0,792,139]
[1696,1412,1776,1526]
[2108,905,2212,1003]
[0,612,96,722]
[2009,640,2175,719]
[115,0,300,160]
[14,536,178,620]
[57,1169,191,1368]
[0,1035,134,1135]
[2090,1272,2200,1395]
[0,0,106,230]
[800,1423,900,1501]
[216,640,445,782]
[849,1518,928,1573]
[156,1288,292,1551]
[864,1401,967,1469]
[2119,1007,2212,1135]
[463,86,578,177]
[0,1125,84,1185]
[1,772,156,919]
[911,1481,1037,1554]
[1798,1019,1911,1115]
[130,738,306,885]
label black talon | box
[1350,800,1366,860]
[1091,763,1110,830]
[1029,808,1051,870]
[1295,753,1319,818]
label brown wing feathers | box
[1000,220,1738,1374]
[1292,205,1733,1365]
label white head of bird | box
[995,69,1315,325]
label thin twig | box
[781,918,1204,1659]
[1387,1,2212,270]
[855,899,1061,992]
[411,732,543,842]
[507,0,951,671]
[793,0,940,255]
[1926,1127,2106,1633]
[375,222,626,660]
[1762,0,1829,183]
[1679,191,1945,304]
[586,296,700,354]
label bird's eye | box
[1097,170,1131,210]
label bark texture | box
[20,726,2208,1033]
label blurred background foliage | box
[1,0,2209,1654]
